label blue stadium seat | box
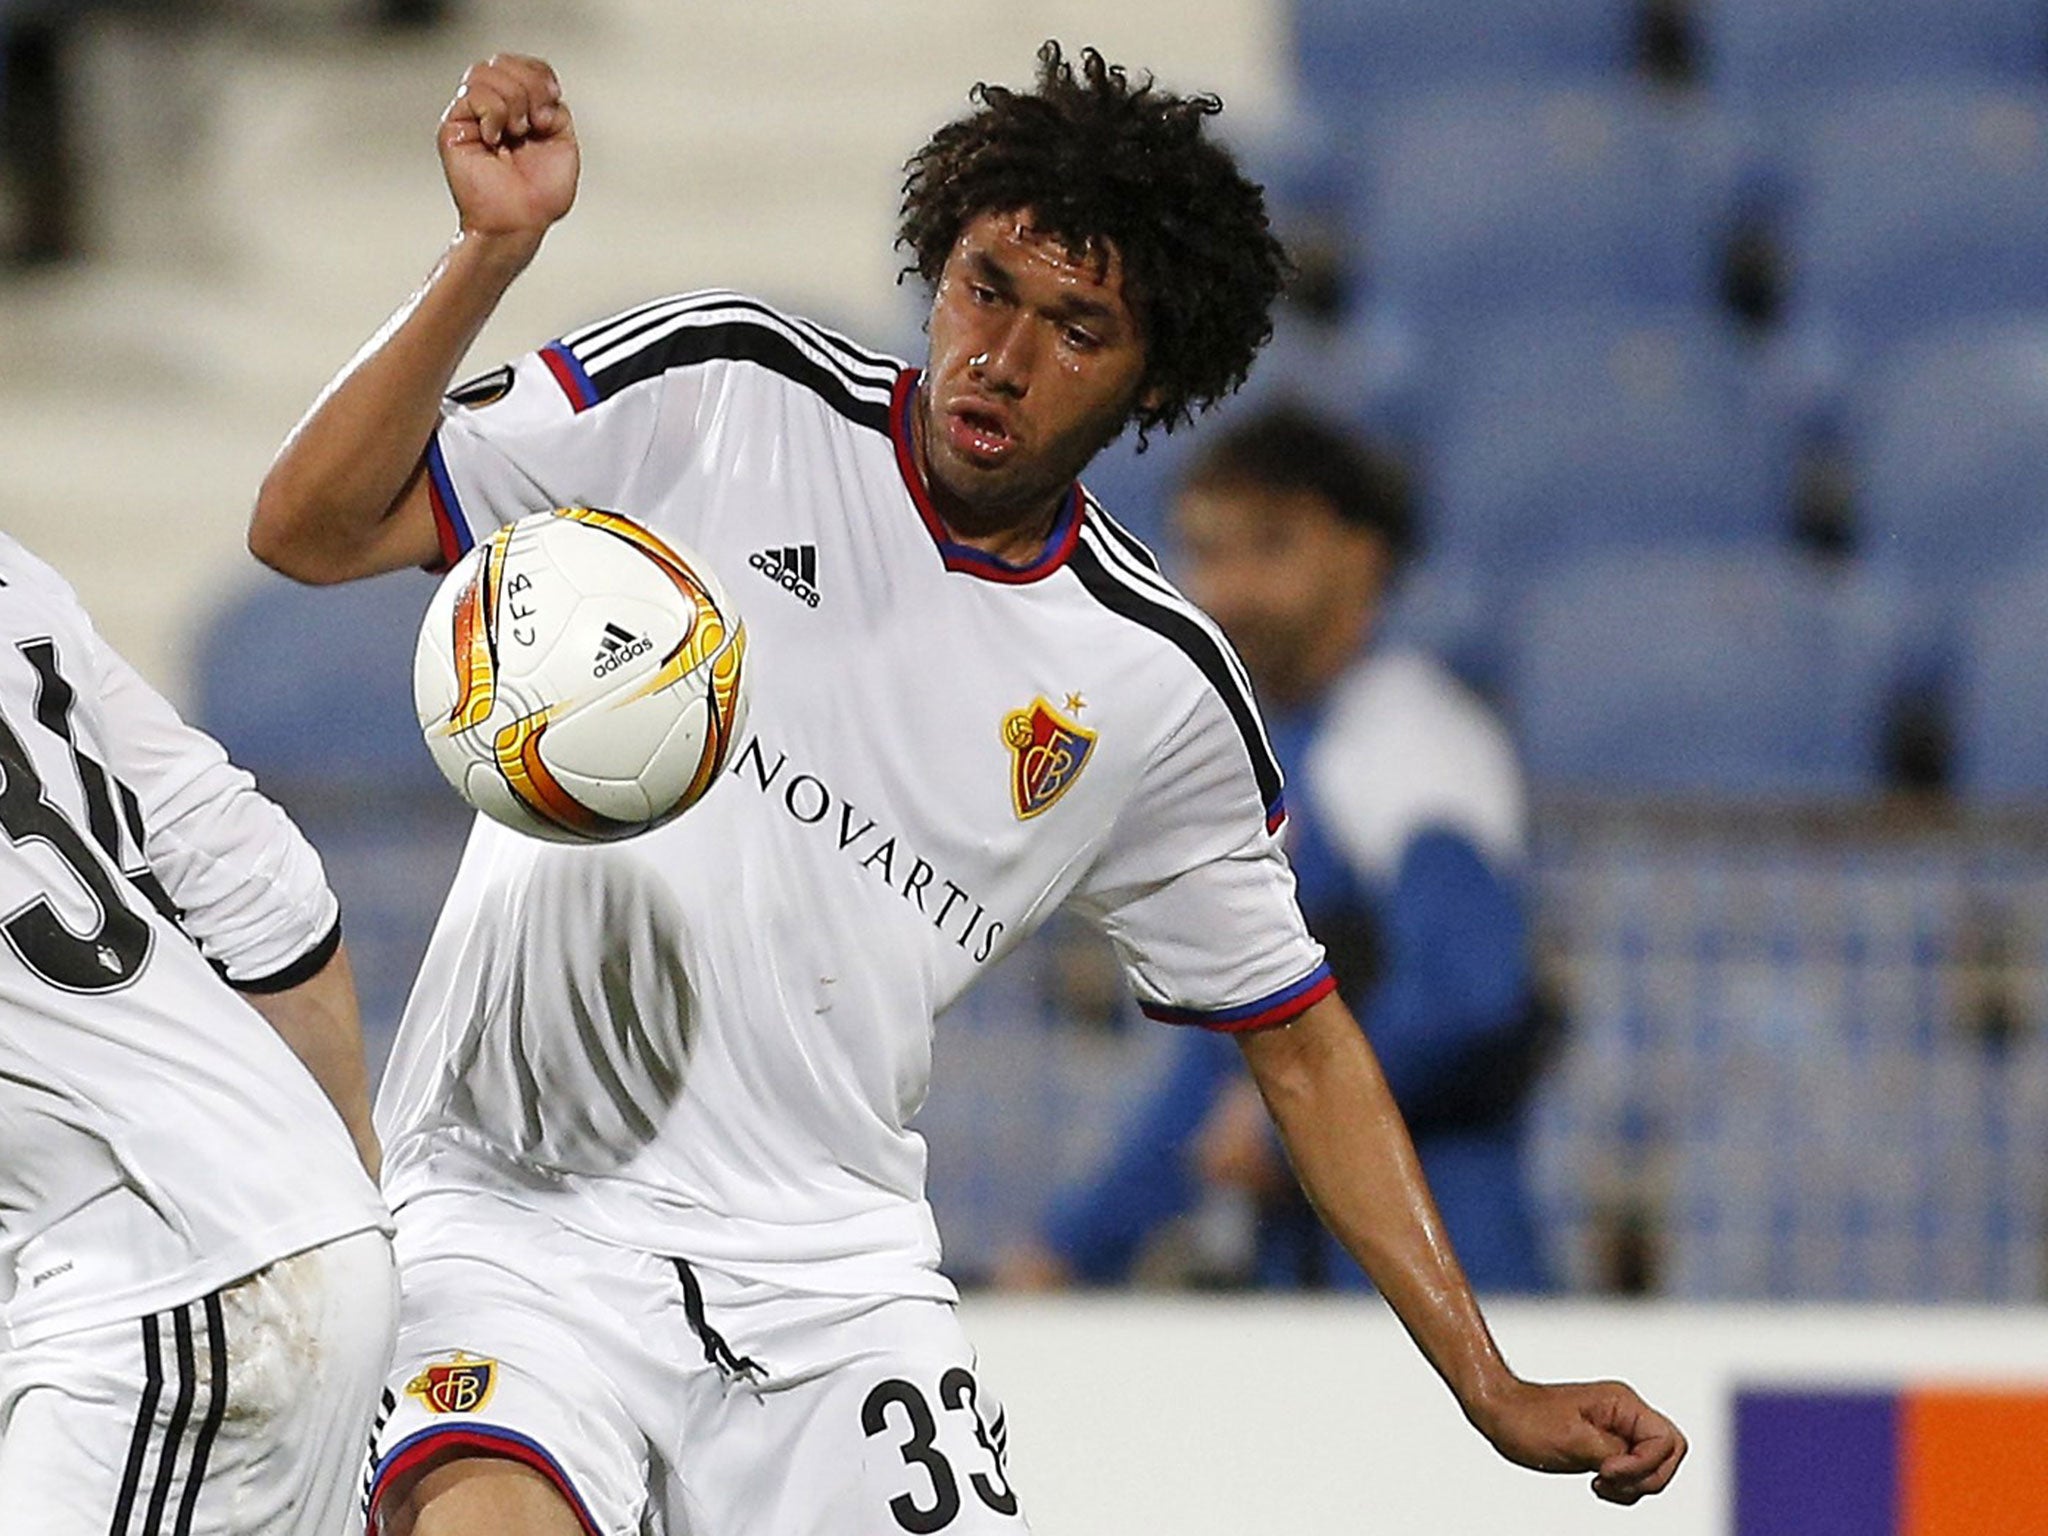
[1356,87,1742,326]
[1510,551,1902,796]
[1531,822,2048,1300]
[193,568,445,792]
[1422,308,1793,575]
[1954,553,2048,801]
[1846,322,2048,600]
[1700,0,2048,110]
[1781,88,2048,353]
[1290,0,1638,115]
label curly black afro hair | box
[898,41,1290,439]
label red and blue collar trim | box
[889,369,1083,584]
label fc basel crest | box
[405,1352,499,1415]
[1003,696,1096,820]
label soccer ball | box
[413,507,748,843]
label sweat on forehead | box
[961,212,1130,298]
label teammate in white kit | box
[252,45,1686,1536]
[0,535,397,1534]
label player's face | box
[1173,482,1389,704]
[918,210,1153,534]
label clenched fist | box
[438,53,579,247]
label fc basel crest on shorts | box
[1003,695,1095,820]
[405,1352,499,1415]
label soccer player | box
[0,533,396,1534]
[1000,407,1554,1295]
[251,46,1687,1535]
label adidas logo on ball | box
[592,621,654,677]
[415,507,750,845]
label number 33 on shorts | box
[859,1367,1021,1534]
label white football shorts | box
[368,1188,1028,1536]
[0,1226,398,1536]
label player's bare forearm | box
[1237,995,1512,1405]
[241,939,382,1179]
[250,231,533,583]
[250,53,576,585]
[1237,994,1687,1501]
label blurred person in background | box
[0,533,395,1534]
[249,47,1682,1536]
[999,406,1554,1295]
[0,1,80,266]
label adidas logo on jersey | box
[750,545,821,608]
[592,621,654,677]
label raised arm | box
[1237,992,1686,1504]
[249,53,579,584]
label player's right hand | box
[1467,1375,1687,1505]
[438,54,579,244]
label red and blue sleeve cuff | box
[540,340,600,411]
[1139,962,1336,1033]
[423,434,473,572]
[369,1424,601,1536]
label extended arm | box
[249,53,578,584]
[239,939,380,1177]
[1238,993,1685,1503]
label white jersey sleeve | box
[1064,564,1331,1032]
[88,637,339,989]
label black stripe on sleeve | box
[782,307,903,381]
[1067,537,1283,816]
[228,917,342,996]
[1084,516,1260,705]
[1079,491,1163,573]
[561,291,689,350]
[580,314,893,436]
[571,291,901,391]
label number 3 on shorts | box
[861,1367,1020,1532]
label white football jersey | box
[0,536,389,1347]
[378,292,1330,1299]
